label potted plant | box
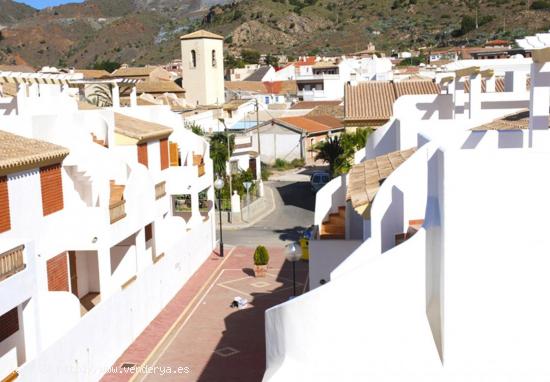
[253,245,269,277]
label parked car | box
[310,171,330,193]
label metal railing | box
[109,200,127,224]
[0,245,25,282]
[155,181,166,200]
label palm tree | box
[314,135,345,177]
[209,132,235,176]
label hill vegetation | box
[0,0,549,68]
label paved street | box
[220,175,316,247]
[101,172,314,382]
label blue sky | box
[16,0,84,9]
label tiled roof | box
[180,30,224,40]
[307,105,345,119]
[111,66,158,78]
[136,80,185,94]
[463,77,506,93]
[471,110,532,131]
[0,130,69,176]
[225,80,297,95]
[347,148,416,215]
[344,80,440,122]
[74,69,111,79]
[244,66,271,82]
[0,64,35,73]
[114,113,173,143]
[290,101,342,110]
[223,99,250,111]
[276,115,343,134]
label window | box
[160,138,168,170]
[212,50,217,67]
[191,50,197,68]
[145,223,153,242]
[40,164,64,216]
[137,143,148,168]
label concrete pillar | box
[96,246,114,300]
[111,83,120,108]
[528,61,550,148]
[231,191,241,213]
[190,190,202,225]
[468,73,481,120]
[454,79,465,118]
[130,86,137,107]
[504,71,527,93]
[485,75,496,93]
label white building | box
[264,45,550,381]
[296,56,393,101]
[180,30,225,106]
[0,71,216,381]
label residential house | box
[248,115,344,165]
[263,43,546,381]
[0,70,216,381]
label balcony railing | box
[109,200,127,224]
[0,245,25,282]
[155,181,166,200]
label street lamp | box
[214,176,225,257]
[285,242,302,297]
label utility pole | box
[255,98,264,196]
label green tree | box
[185,121,204,136]
[264,54,279,67]
[209,132,235,176]
[313,135,346,177]
[224,54,245,69]
[91,60,121,73]
[241,49,261,64]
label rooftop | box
[344,80,440,123]
[111,66,158,78]
[180,30,224,41]
[114,113,173,143]
[471,110,533,131]
[244,67,271,82]
[276,115,343,134]
[0,131,69,176]
[136,80,185,94]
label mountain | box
[0,0,549,69]
[0,0,36,26]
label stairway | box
[320,206,346,240]
[395,219,424,246]
[91,133,107,147]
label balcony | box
[0,245,25,282]
[155,181,166,200]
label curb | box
[223,185,276,230]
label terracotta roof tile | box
[111,66,158,78]
[136,80,185,94]
[347,148,416,212]
[276,115,343,134]
[114,113,173,143]
[0,131,69,176]
[290,101,342,110]
[471,110,532,131]
[345,80,440,122]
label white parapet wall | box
[18,218,213,382]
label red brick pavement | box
[101,246,308,382]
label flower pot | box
[254,264,268,277]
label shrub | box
[290,158,305,167]
[531,0,550,9]
[274,158,288,169]
[254,245,270,265]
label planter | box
[254,264,268,277]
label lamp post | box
[214,176,225,257]
[285,242,302,297]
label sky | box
[15,0,85,9]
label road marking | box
[131,247,236,382]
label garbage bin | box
[300,238,309,260]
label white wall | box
[309,240,362,289]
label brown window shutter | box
[0,308,19,342]
[169,142,179,166]
[47,252,69,292]
[137,143,148,168]
[40,164,64,216]
[160,138,169,170]
[0,176,10,233]
[145,223,153,242]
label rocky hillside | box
[0,0,549,68]
[0,0,36,26]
